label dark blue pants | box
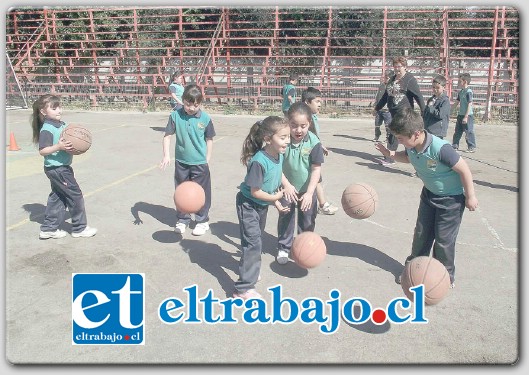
[174,161,211,224]
[387,110,400,151]
[41,165,87,233]
[277,191,318,253]
[235,192,268,292]
[406,187,466,283]
[452,115,476,149]
[375,110,392,140]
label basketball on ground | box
[400,256,451,305]
[341,183,378,219]
[291,231,326,269]
[173,181,206,214]
[62,124,92,155]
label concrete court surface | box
[4,108,519,365]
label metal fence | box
[5,6,519,122]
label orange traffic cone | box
[8,132,20,151]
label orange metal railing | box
[5,6,519,121]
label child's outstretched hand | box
[271,188,284,202]
[274,199,290,213]
[375,142,390,158]
[282,183,298,203]
[298,192,313,211]
[322,145,330,156]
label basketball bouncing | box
[341,183,378,219]
[173,181,206,214]
[400,256,451,305]
[291,231,327,269]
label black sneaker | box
[466,148,476,153]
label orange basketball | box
[62,124,92,155]
[400,256,451,305]
[341,183,378,219]
[173,181,206,214]
[291,231,326,269]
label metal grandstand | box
[5,6,519,121]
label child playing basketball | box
[160,84,216,236]
[234,116,290,300]
[302,87,339,215]
[375,108,478,287]
[277,102,325,265]
[31,94,97,239]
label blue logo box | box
[72,273,144,345]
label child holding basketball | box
[375,108,478,287]
[234,116,290,300]
[277,102,324,265]
[31,94,97,239]
[160,84,216,236]
[302,86,339,215]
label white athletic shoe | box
[192,222,210,236]
[39,229,67,239]
[276,250,289,265]
[72,226,98,238]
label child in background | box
[31,94,97,239]
[282,73,299,116]
[451,73,476,153]
[372,71,394,142]
[423,74,451,139]
[234,116,291,300]
[375,108,478,287]
[302,87,339,215]
[277,102,324,265]
[160,84,216,236]
[168,72,185,110]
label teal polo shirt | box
[169,83,184,106]
[312,114,321,138]
[283,131,324,193]
[457,87,474,116]
[240,150,284,206]
[282,83,296,112]
[165,108,216,165]
[39,120,73,168]
[406,132,464,196]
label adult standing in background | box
[374,56,425,166]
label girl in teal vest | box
[234,116,290,300]
[31,94,97,239]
